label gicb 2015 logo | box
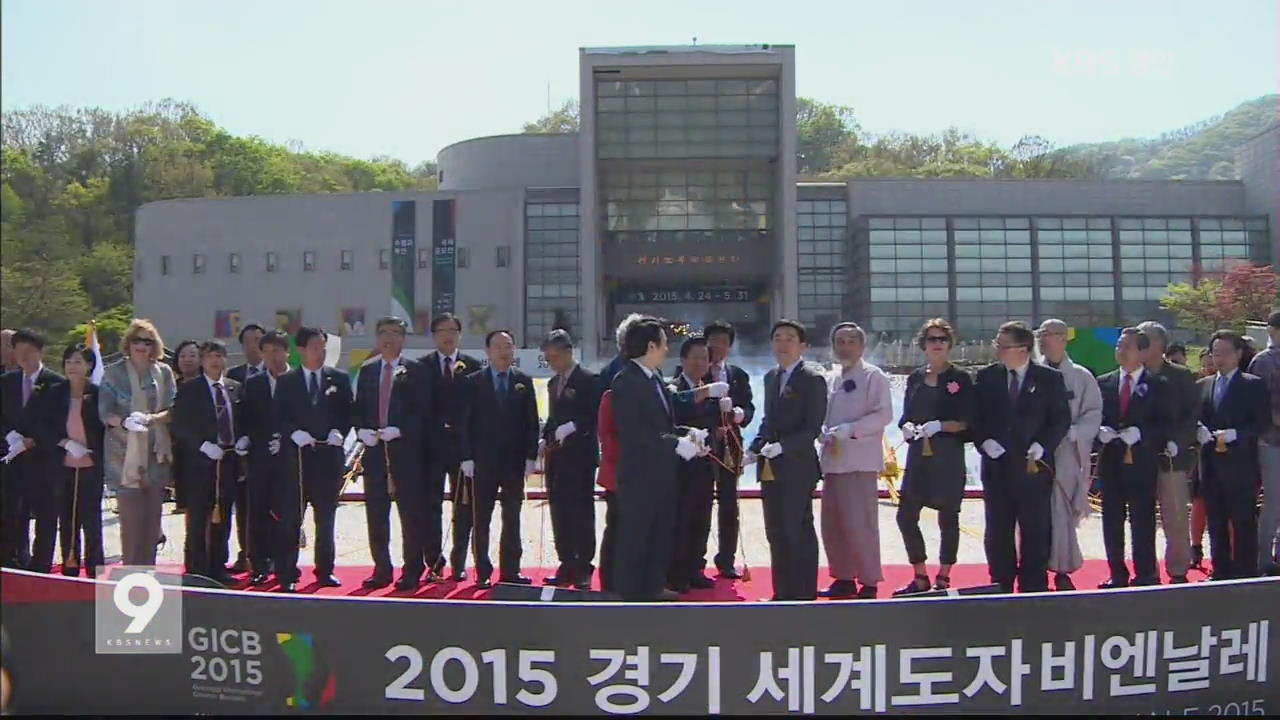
[94,566,183,654]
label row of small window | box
[604,229,769,245]
[161,247,503,276]
[597,95,779,113]
[603,185,773,202]
[797,276,847,296]
[607,200,770,216]
[797,200,847,214]
[797,293,843,311]
[866,258,1200,273]
[526,216,579,231]
[597,79,778,97]
[868,216,1264,231]
[598,127,778,146]
[797,226,845,241]
[606,214,770,231]
[525,203,579,217]
[604,169,775,187]
[526,284,579,299]
[598,143,776,160]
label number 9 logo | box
[113,571,164,634]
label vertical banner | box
[390,200,416,322]
[432,198,457,318]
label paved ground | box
[97,488,1143,574]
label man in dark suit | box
[1196,329,1270,580]
[669,335,721,593]
[275,326,353,592]
[458,330,540,589]
[971,320,1070,593]
[419,312,484,582]
[225,323,266,575]
[171,340,247,584]
[540,329,600,590]
[353,316,430,591]
[747,319,827,601]
[611,317,722,601]
[1137,321,1199,584]
[702,320,755,579]
[2,330,65,570]
[1095,328,1170,588]
[241,330,290,585]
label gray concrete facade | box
[1235,125,1280,262]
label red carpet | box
[52,558,1215,600]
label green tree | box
[522,100,580,133]
[1160,279,1229,334]
[796,98,859,175]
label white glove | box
[675,435,699,461]
[922,420,943,438]
[901,422,920,441]
[718,396,734,414]
[1165,441,1179,458]
[290,429,316,448]
[380,426,402,442]
[234,436,250,456]
[706,382,730,398]
[688,427,709,447]
[199,441,225,461]
[128,411,152,427]
[821,426,839,444]
[1214,428,1238,444]
[123,416,149,433]
[460,460,475,478]
[64,439,91,459]
[268,437,281,455]
[1097,426,1119,445]
[1120,426,1142,446]
[525,459,537,475]
[326,429,345,447]
[4,431,23,448]
[537,438,546,457]
[981,439,1006,459]
[1197,423,1213,445]
[761,442,782,459]
[733,407,745,425]
[1026,442,1044,462]
[1067,425,1078,442]
[741,450,757,466]
[358,429,379,447]
[554,422,576,443]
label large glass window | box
[798,199,847,341]
[1198,217,1267,267]
[596,78,778,160]
[1117,217,1192,324]
[866,217,950,341]
[525,201,581,343]
[1036,217,1115,327]
[952,217,1031,341]
[602,168,772,239]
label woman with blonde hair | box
[99,319,177,565]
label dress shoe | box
[1053,573,1076,591]
[717,567,742,580]
[573,577,592,591]
[856,584,878,600]
[1168,575,1189,584]
[501,574,533,585]
[316,574,342,588]
[543,571,571,586]
[250,572,271,585]
[659,589,681,601]
[362,574,393,590]
[819,581,857,599]
[230,558,249,574]
[278,582,298,593]
[1132,577,1161,587]
[1097,578,1129,590]
[395,576,421,592]
[689,574,715,590]
[1190,545,1204,569]
[476,577,493,590]
[425,570,443,584]
[450,570,468,583]
[893,575,931,597]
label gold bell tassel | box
[212,455,224,525]
[921,435,934,457]
[297,446,307,548]
[64,468,81,572]
[382,434,396,500]
[759,457,774,482]
[1215,433,1228,454]
[1123,445,1134,465]
[1026,456,1039,474]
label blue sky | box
[2,0,1275,165]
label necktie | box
[442,355,450,382]
[308,371,319,405]
[249,365,261,378]
[1119,373,1132,418]
[213,382,233,445]
[1214,375,1228,410]
[778,366,788,398]
[379,362,394,427]
[556,372,568,399]
[21,374,32,407]
[652,374,670,415]
[1008,369,1020,406]
[497,372,507,397]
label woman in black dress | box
[894,319,974,596]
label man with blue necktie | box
[1196,329,1269,580]
[457,330,541,589]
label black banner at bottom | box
[2,570,1276,715]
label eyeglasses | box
[992,341,1029,352]
[925,336,950,344]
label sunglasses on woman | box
[131,337,155,346]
